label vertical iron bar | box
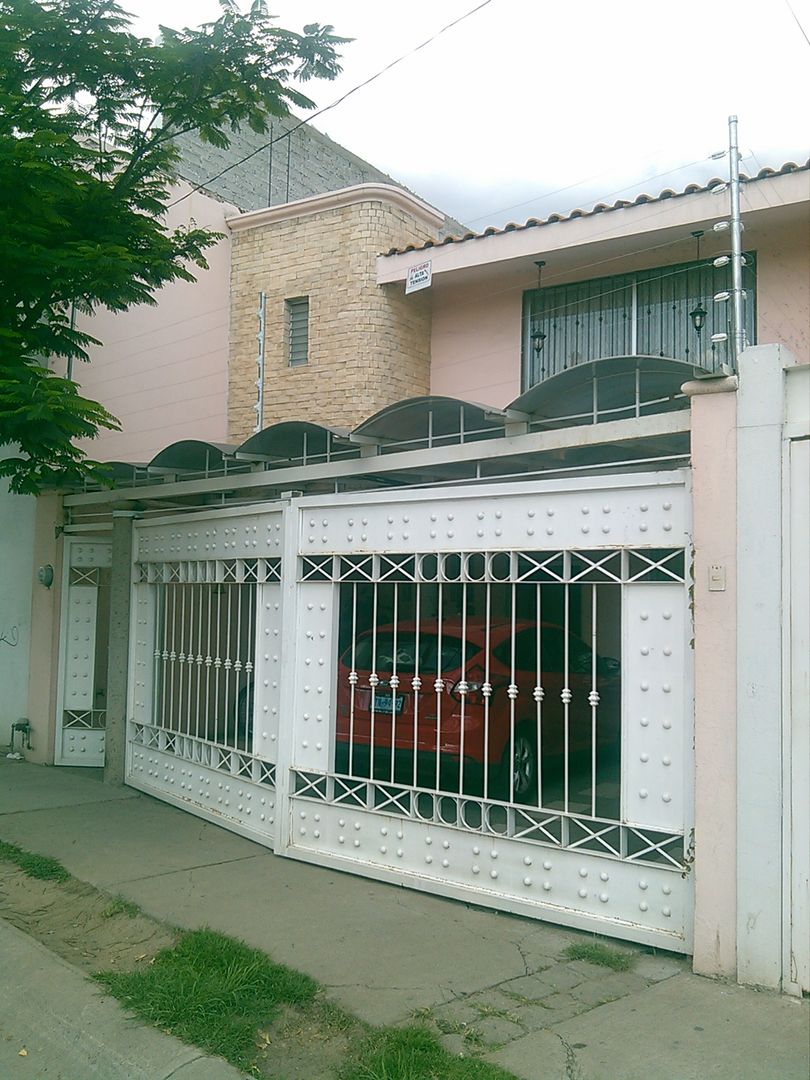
[435,580,443,792]
[235,578,244,750]
[214,573,222,744]
[224,583,233,748]
[509,582,517,803]
[412,581,422,788]
[390,582,399,784]
[195,582,203,740]
[630,279,638,355]
[483,580,491,800]
[563,583,570,812]
[168,584,177,731]
[536,582,543,810]
[349,582,357,776]
[205,578,213,743]
[185,582,194,737]
[591,585,598,819]
[370,582,378,779]
[458,580,467,794]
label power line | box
[783,0,810,47]
[169,0,495,208]
[463,156,714,229]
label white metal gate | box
[125,472,693,951]
[127,506,283,841]
[55,539,112,765]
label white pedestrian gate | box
[126,471,694,951]
[55,539,112,765]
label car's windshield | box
[349,632,465,674]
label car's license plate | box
[373,694,404,715]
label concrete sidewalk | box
[1,758,807,1079]
[0,919,243,1079]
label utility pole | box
[711,115,746,369]
[727,115,746,362]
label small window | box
[286,297,309,367]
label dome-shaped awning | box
[352,395,507,447]
[236,421,353,463]
[148,440,237,473]
[507,355,707,427]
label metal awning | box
[148,441,238,474]
[236,421,354,463]
[352,395,507,448]
[508,356,706,428]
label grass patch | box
[0,839,70,882]
[339,1026,517,1080]
[102,896,142,919]
[564,941,634,972]
[96,928,318,1071]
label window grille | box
[522,255,757,389]
[286,296,309,367]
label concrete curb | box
[0,919,245,1080]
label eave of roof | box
[382,160,810,257]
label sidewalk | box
[1,758,807,1079]
[0,919,243,1079]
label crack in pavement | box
[163,1054,206,1079]
[554,1032,583,1080]
[107,852,265,886]
[512,937,531,976]
[0,794,138,818]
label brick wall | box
[229,198,439,440]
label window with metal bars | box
[286,296,309,367]
[522,255,757,389]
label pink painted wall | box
[429,219,810,407]
[757,225,810,366]
[429,279,523,406]
[685,381,738,979]
[74,181,237,463]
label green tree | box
[0,0,346,492]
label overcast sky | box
[127,0,810,227]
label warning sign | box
[405,260,432,294]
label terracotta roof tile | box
[383,160,810,257]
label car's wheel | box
[499,724,538,804]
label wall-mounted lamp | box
[530,327,546,355]
[36,564,54,588]
[689,304,708,334]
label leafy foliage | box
[0,0,346,492]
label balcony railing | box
[522,255,756,391]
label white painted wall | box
[736,344,793,990]
[0,475,36,747]
[783,364,810,995]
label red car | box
[335,619,620,802]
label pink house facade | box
[378,163,809,406]
[14,157,810,999]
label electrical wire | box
[168,0,495,208]
[463,156,711,227]
[783,0,810,47]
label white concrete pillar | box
[735,344,789,988]
[103,510,137,785]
